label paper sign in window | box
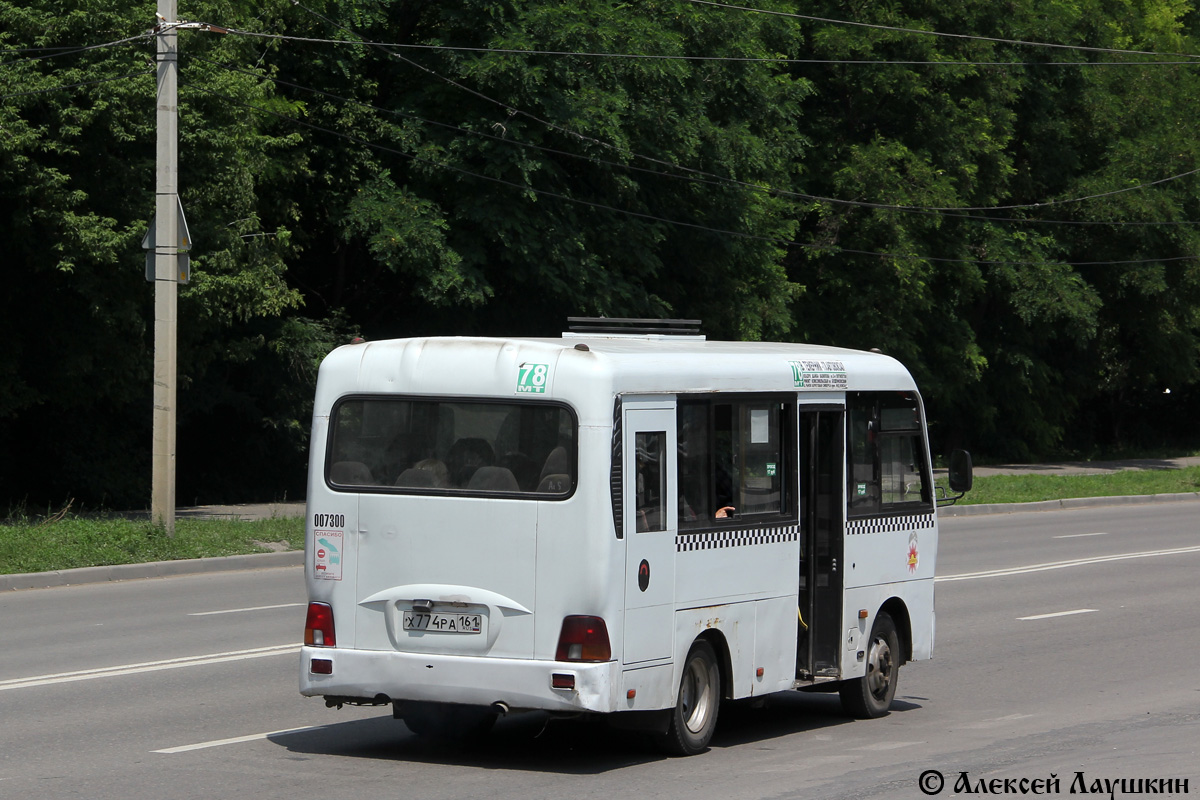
[750,408,770,443]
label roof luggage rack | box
[566,317,703,336]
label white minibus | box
[299,319,971,755]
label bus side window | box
[677,396,794,527]
[847,392,932,517]
[848,405,880,508]
[677,403,710,526]
[635,431,667,532]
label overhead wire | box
[0,32,156,101]
[6,11,1195,258]
[188,52,1200,229]
[683,0,1200,61]
[4,11,1197,229]
[210,27,1200,67]
[0,69,153,100]
[0,32,153,67]
[178,78,1198,269]
[278,2,1200,217]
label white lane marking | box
[154,725,326,754]
[188,603,305,616]
[0,644,299,692]
[1052,532,1110,539]
[936,544,1200,582]
[1017,609,1097,621]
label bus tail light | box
[555,616,611,662]
[305,602,336,647]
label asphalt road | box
[1,501,1197,800]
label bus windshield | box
[326,397,576,496]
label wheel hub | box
[682,658,714,734]
[865,635,893,699]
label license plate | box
[402,611,482,634]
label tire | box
[839,612,900,719]
[662,639,721,756]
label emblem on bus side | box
[638,559,650,592]
[907,531,919,573]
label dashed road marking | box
[154,725,326,754]
[937,545,1200,582]
[0,644,298,692]
[188,603,304,616]
[1017,609,1097,621]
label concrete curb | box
[5,492,1198,591]
[0,550,304,592]
[940,491,1200,517]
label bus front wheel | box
[662,639,721,756]
[839,612,899,719]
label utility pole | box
[152,0,179,535]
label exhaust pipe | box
[491,701,510,716]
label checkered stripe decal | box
[677,524,800,552]
[846,513,934,535]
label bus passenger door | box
[622,400,677,665]
[798,407,844,679]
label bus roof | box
[316,335,920,415]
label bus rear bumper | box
[300,646,621,713]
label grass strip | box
[0,516,303,576]
[946,466,1200,505]
[4,467,1199,575]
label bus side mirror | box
[948,449,973,494]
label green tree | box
[267,0,811,340]
[782,0,1200,458]
[0,0,329,506]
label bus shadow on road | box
[712,691,922,750]
[271,711,661,774]
[271,691,920,772]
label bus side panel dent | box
[673,603,755,701]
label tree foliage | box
[2,0,1199,506]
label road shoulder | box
[5,492,1197,592]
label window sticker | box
[788,360,847,389]
[517,363,550,394]
[750,408,770,443]
[314,530,343,581]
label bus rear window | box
[327,397,576,497]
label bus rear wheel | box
[662,639,721,756]
[839,612,899,719]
